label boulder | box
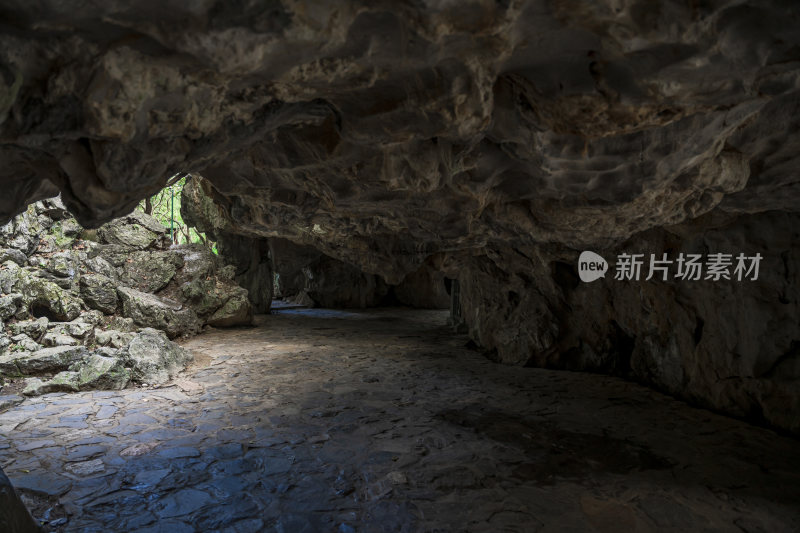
[122,328,193,385]
[108,316,136,332]
[0,205,42,256]
[178,278,220,316]
[79,273,118,314]
[176,274,253,327]
[40,251,78,279]
[64,321,93,338]
[82,255,118,280]
[0,352,21,376]
[0,263,82,321]
[21,377,46,395]
[60,217,83,237]
[117,286,201,338]
[89,244,131,268]
[20,275,82,321]
[97,210,169,251]
[77,310,104,326]
[8,318,48,341]
[0,333,10,354]
[26,350,131,394]
[95,330,134,348]
[0,294,19,320]
[0,248,26,267]
[10,334,41,352]
[207,289,253,327]
[119,250,183,293]
[0,345,88,376]
[0,261,22,293]
[41,331,79,347]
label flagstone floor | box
[0,308,798,532]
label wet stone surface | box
[0,308,799,532]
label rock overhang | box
[0,1,797,279]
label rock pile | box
[0,198,253,395]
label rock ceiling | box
[0,1,798,281]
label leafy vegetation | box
[137,174,217,253]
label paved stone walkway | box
[0,308,799,532]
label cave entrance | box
[29,299,66,322]
[139,174,218,250]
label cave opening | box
[29,299,65,322]
[1,2,799,531]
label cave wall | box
[214,232,273,314]
[393,259,451,310]
[443,211,800,433]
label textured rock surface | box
[122,328,193,385]
[393,260,450,309]
[443,210,800,432]
[79,273,119,314]
[117,286,201,339]
[0,201,255,396]
[1,1,798,258]
[0,1,799,431]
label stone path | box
[0,308,799,532]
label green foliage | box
[137,175,218,254]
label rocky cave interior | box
[0,0,799,531]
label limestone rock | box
[63,321,93,339]
[79,273,118,314]
[41,331,79,347]
[8,318,48,341]
[122,328,193,385]
[117,286,201,338]
[40,251,79,280]
[0,345,88,376]
[10,334,41,353]
[95,330,134,349]
[118,250,183,293]
[30,350,131,394]
[21,377,46,396]
[82,255,118,280]
[207,289,253,328]
[97,210,169,251]
[77,310,104,326]
[0,206,42,256]
[0,294,19,320]
[108,316,136,333]
[444,211,800,434]
[0,262,82,321]
[169,244,254,326]
[0,248,26,267]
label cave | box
[1,1,799,532]
[28,300,65,323]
